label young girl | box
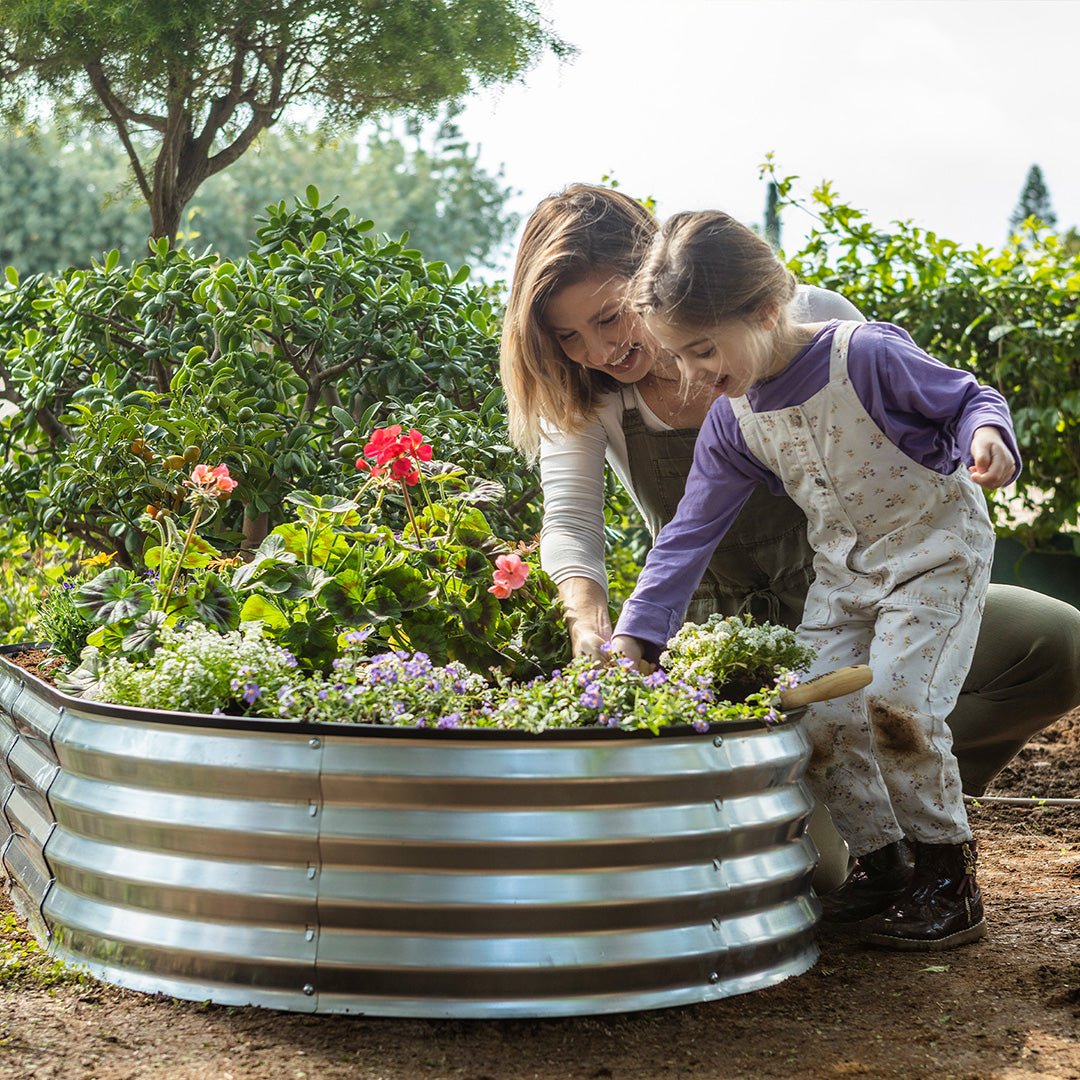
[611,210,1020,951]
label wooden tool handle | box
[777,665,873,710]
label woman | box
[499,183,1080,895]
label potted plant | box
[0,419,865,1016]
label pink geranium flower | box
[189,462,238,497]
[489,553,530,599]
[493,553,530,590]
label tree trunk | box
[241,509,270,554]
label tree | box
[0,126,148,273]
[763,180,781,250]
[1009,163,1058,235]
[185,113,520,269]
[0,1,565,242]
[0,116,519,274]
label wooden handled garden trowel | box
[775,664,873,711]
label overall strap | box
[829,320,861,381]
[728,393,752,421]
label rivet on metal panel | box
[305,927,316,942]
[308,802,318,817]
[711,917,722,931]
[712,858,722,871]
[713,797,724,811]
[308,737,320,748]
[708,971,720,984]
[302,983,316,996]
[306,865,317,880]
[713,736,723,747]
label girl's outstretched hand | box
[969,426,1016,490]
[609,634,657,675]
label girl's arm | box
[613,405,761,654]
[849,323,1022,485]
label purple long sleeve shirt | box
[614,321,1021,650]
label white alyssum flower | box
[95,621,298,716]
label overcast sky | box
[456,0,1079,272]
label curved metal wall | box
[0,649,819,1017]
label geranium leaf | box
[121,609,167,653]
[74,568,153,624]
[187,572,240,630]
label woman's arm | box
[558,576,614,660]
[538,415,613,657]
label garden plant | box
[763,159,1080,549]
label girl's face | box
[543,272,658,384]
[645,315,764,398]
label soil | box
[2,653,1079,1080]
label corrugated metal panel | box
[0,648,819,1017]
[43,704,323,1012]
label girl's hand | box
[969,426,1016,490]
[573,628,613,661]
[609,634,657,675]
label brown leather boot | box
[863,839,986,951]
[819,839,914,923]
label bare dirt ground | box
[2,708,1078,1080]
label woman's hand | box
[969,426,1016,490]
[558,577,613,660]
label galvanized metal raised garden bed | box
[0,645,820,1017]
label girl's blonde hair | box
[500,184,656,456]
[630,211,798,384]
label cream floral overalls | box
[729,322,994,857]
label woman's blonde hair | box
[500,184,656,456]
[630,210,798,384]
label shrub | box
[0,188,540,565]
[767,161,1080,546]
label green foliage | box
[227,440,565,678]
[187,116,520,271]
[58,422,562,682]
[0,189,537,564]
[0,912,87,989]
[34,579,95,665]
[1009,163,1057,234]
[92,624,795,733]
[0,532,83,646]
[764,161,1080,545]
[0,126,150,273]
[0,117,519,276]
[0,0,566,239]
[483,655,783,734]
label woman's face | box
[543,272,658,384]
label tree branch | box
[83,60,155,203]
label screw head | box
[708,971,720,984]
[302,983,315,996]
[713,736,724,747]
[308,737,321,749]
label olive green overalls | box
[621,390,814,630]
